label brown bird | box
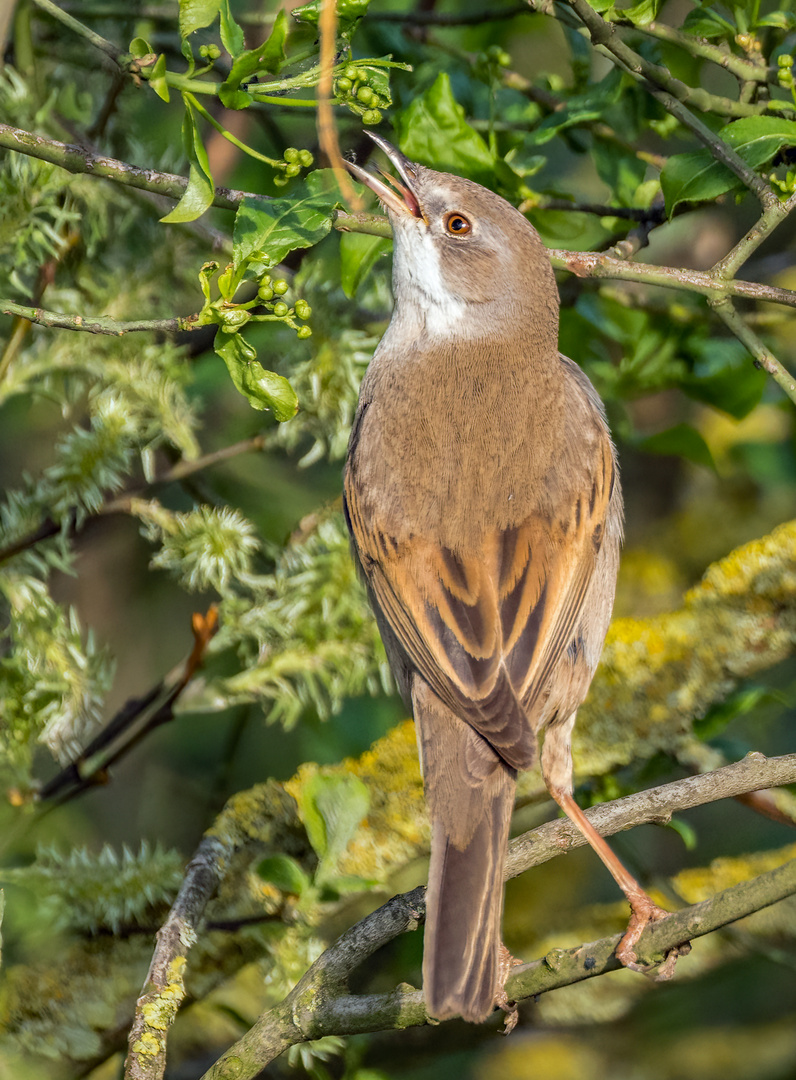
[343,134,670,1024]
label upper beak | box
[345,132,424,219]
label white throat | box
[391,224,469,339]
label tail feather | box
[414,679,517,1022]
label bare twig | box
[37,607,219,805]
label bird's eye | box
[444,212,472,236]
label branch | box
[550,0,781,204]
[0,123,265,210]
[0,299,199,335]
[626,18,774,84]
[36,607,219,805]
[195,753,796,1080]
[710,297,796,404]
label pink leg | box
[541,717,689,977]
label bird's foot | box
[496,943,522,1034]
[616,896,691,980]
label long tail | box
[413,680,517,1023]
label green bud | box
[221,308,251,330]
[285,162,301,177]
[299,149,314,167]
[344,63,358,80]
[258,285,274,301]
[199,43,221,60]
[779,54,793,66]
[356,85,374,104]
[284,147,299,163]
[273,175,289,187]
[273,301,289,317]
[294,299,311,319]
[273,279,289,295]
[362,109,382,125]
[296,325,312,339]
[336,76,352,93]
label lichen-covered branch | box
[201,774,796,1080]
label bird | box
[342,133,671,1025]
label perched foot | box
[496,943,522,1034]
[616,896,691,979]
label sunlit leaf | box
[178,0,220,38]
[660,117,796,215]
[160,97,214,222]
[395,73,494,185]
[214,329,298,419]
[233,174,340,270]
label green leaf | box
[660,117,796,215]
[219,0,244,57]
[233,178,340,271]
[297,773,370,872]
[129,37,153,58]
[292,0,372,39]
[161,97,214,223]
[682,7,736,37]
[256,854,311,895]
[694,684,778,740]
[666,817,698,850]
[214,329,298,419]
[339,232,391,298]
[638,423,716,471]
[149,53,170,104]
[620,0,662,27]
[395,73,495,186]
[682,337,767,419]
[525,69,624,147]
[219,9,288,108]
[593,138,649,206]
[179,0,220,38]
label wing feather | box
[345,421,616,770]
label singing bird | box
[343,134,669,1024]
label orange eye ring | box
[444,212,472,236]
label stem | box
[184,93,281,167]
[30,0,127,67]
[624,18,775,83]
[710,297,796,404]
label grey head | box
[346,132,560,346]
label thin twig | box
[37,607,219,805]
[0,300,199,335]
[0,435,268,565]
[316,0,362,210]
[710,297,796,403]
[30,0,128,68]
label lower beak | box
[345,133,423,219]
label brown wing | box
[344,432,615,772]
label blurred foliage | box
[1,0,796,1077]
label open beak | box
[345,132,424,219]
